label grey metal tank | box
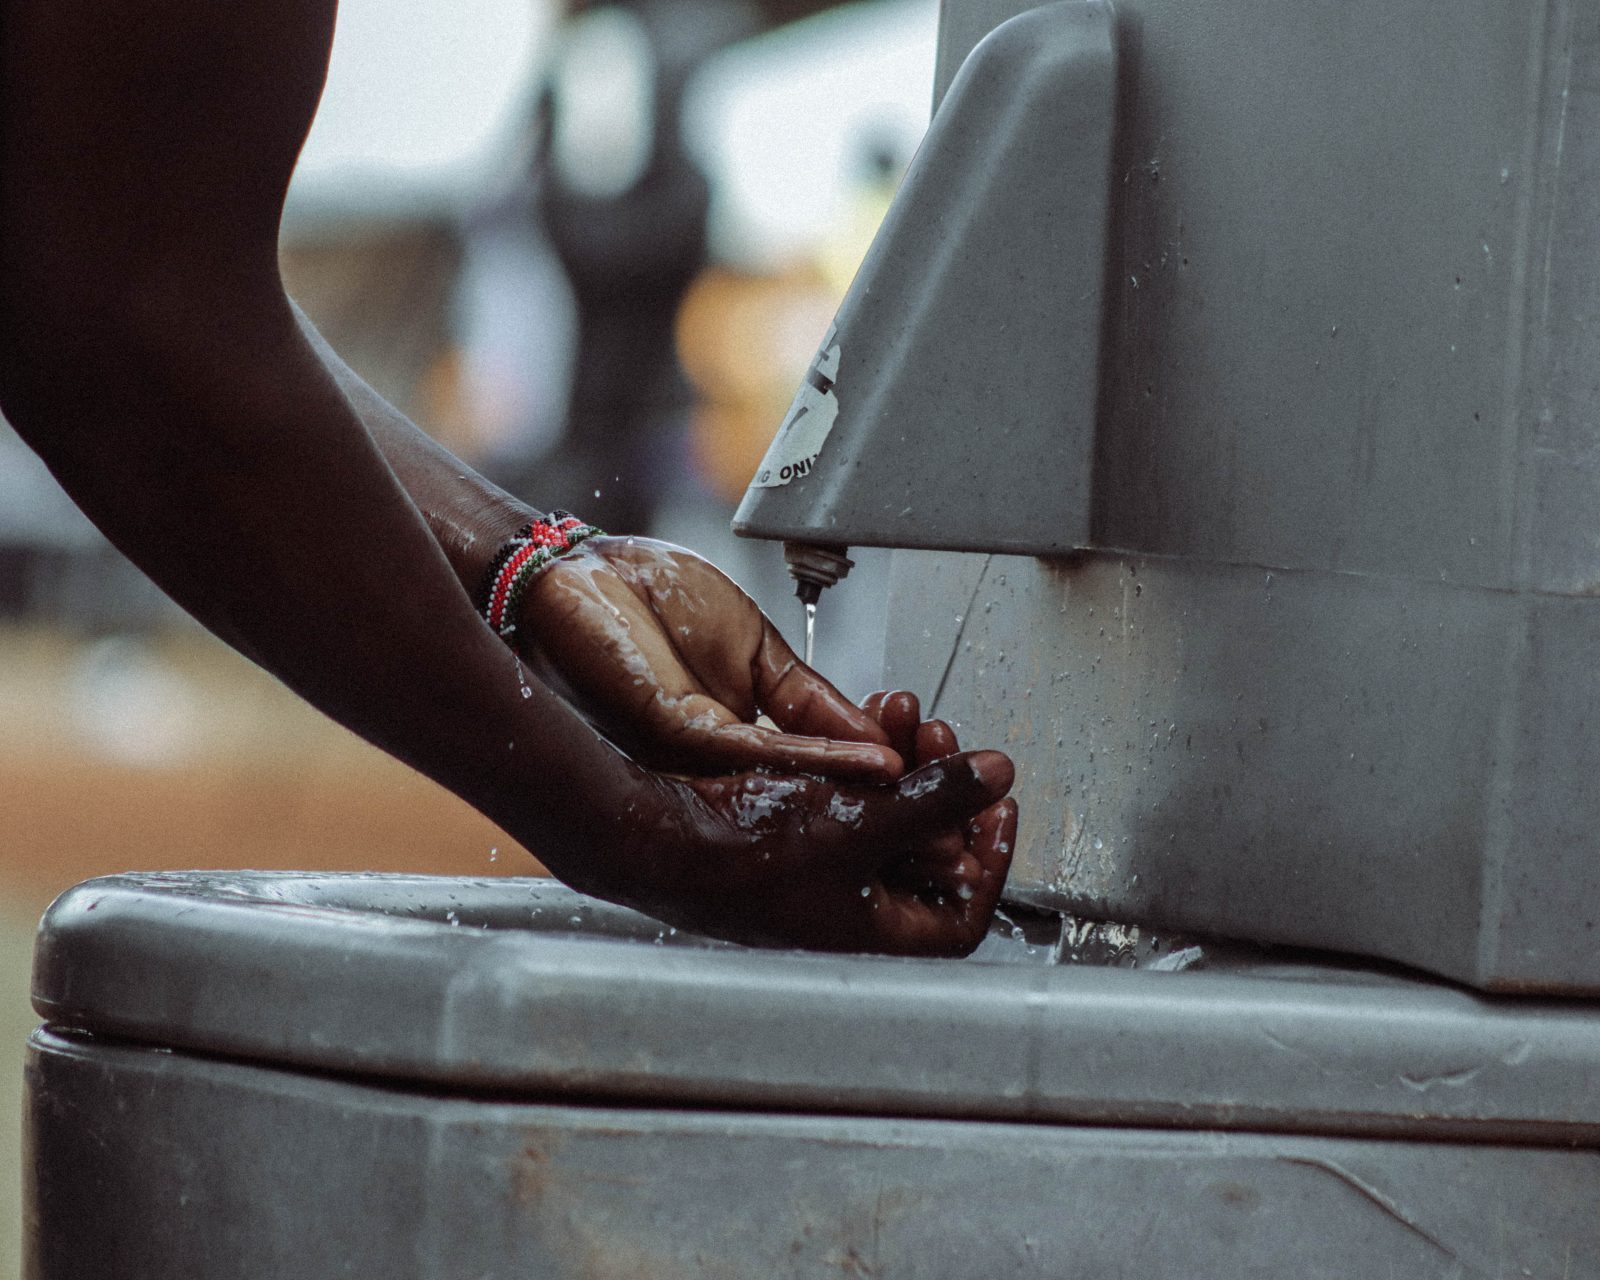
[26,872,1600,1277]
[739,0,1600,993]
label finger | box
[682,720,904,783]
[754,622,897,752]
[865,891,983,958]
[875,690,921,764]
[865,750,1015,842]
[914,718,960,765]
[860,691,887,723]
[870,800,1017,956]
[963,797,1019,918]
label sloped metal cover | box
[32,872,1600,1145]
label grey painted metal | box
[731,0,1116,554]
[27,1028,1600,1279]
[31,872,1600,1144]
[927,0,1600,592]
[886,548,1600,992]
[870,0,1600,992]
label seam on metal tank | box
[1514,0,1580,595]
[925,554,993,717]
[1501,0,1559,595]
[1080,540,1600,601]
[1477,590,1530,985]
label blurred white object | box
[549,7,657,201]
[68,637,203,768]
[683,0,936,269]
[285,0,552,229]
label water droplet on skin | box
[489,847,499,862]
[956,883,974,901]
[826,793,866,827]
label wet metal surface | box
[887,548,1600,992]
[32,872,1600,1145]
[862,0,1600,993]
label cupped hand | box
[607,693,1019,955]
[516,535,902,781]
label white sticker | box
[750,327,841,488]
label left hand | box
[513,535,903,782]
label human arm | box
[293,307,908,782]
[0,0,1015,953]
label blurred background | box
[0,0,936,1269]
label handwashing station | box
[28,0,1600,1274]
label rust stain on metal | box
[509,1129,568,1209]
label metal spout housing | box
[733,0,1118,559]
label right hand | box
[515,534,904,782]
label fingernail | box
[889,689,921,719]
[967,750,1015,796]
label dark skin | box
[0,0,1017,954]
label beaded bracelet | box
[478,511,604,638]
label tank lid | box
[33,871,1600,1145]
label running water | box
[804,602,817,667]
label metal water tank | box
[25,871,1600,1276]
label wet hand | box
[613,695,1018,955]
[516,535,903,782]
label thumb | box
[754,620,897,750]
[866,750,1015,841]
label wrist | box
[433,495,539,600]
[513,750,678,904]
[478,511,605,642]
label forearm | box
[0,0,661,899]
[290,303,535,596]
[0,288,638,883]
